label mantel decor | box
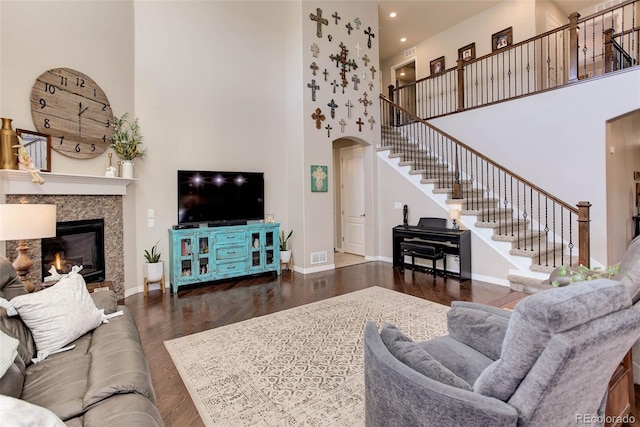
[492,27,513,51]
[110,112,145,179]
[16,129,51,172]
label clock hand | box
[78,102,89,116]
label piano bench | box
[400,242,446,277]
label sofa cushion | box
[0,308,35,366]
[84,306,158,406]
[89,290,117,314]
[0,329,24,398]
[22,351,91,421]
[0,395,65,427]
[447,301,511,361]
[616,235,640,304]
[380,324,471,390]
[0,256,27,301]
[0,329,19,376]
[474,280,630,402]
[8,269,104,361]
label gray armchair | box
[364,280,640,426]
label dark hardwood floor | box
[125,261,516,426]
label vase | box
[121,160,134,179]
[0,118,18,170]
[280,250,292,263]
[144,261,164,283]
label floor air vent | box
[311,251,327,264]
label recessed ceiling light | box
[400,37,407,42]
[389,12,397,18]
[400,72,405,76]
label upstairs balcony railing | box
[389,0,639,121]
[380,96,591,269]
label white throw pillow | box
[0,395,65,426]
[8,269,103,361]
[0,330,19,377]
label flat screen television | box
[177,170,264,225]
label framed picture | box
[492,27,513,51]
[458,43,476,62]
[16,129,51,172]
[310,165,328,192]
[430,56,445,75]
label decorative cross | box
[310,8,328,38]
[331,11,341,25]
[323,68,329,82]
[362,54,370,66]
[368,116,376,130]
[311,108,325,129]
[354,17,361,29]
[362,71,367,80]
[325,124,333,138]
[310,62,319,76]
[310,43,319,58]
[330,42,358,87]
[356,117,364,132]
[345,99,354,118]
[354,42,362,58]
[339,118,347,133]
[340,80,347,94]
[359,92,372,116]
[368,81,374,91]
[331,79,338,94]
[327,99,338,119]
[351,74,360,91]
[364,26,375,48]
[307,79,320,101]
[369,65,376,79]
[345,22,353,35]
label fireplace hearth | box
[41,218,106,284]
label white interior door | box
[341,146,365,255]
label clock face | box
[30,68,113,159]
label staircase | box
[378,117,585,290]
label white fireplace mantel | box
[0,170,134,196]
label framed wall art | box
[311,165,328,192]
[430,56,445,75]
[492,27,513,51]
[16,129,51,172]
[458,43,476,62]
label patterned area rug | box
[164,286,450,426]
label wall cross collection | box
[307,7,377,138]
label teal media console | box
[168,222,280,293]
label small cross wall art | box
[311,165,328,193]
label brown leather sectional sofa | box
[0,257,164,426]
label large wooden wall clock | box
[30,68,113,159]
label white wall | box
[0,0,137,291]
[301,2,380,271]
[382,0,537,90]
[429,68,640,265]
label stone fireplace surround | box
[1,170,133,299]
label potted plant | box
[143,242,164,283]
[110,112,145,179]
[280,229,293,264]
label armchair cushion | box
[380,324,471,390]
[474,280,630,402]
[616,235,640,303]
[447,301,511,360]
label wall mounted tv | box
[177,170,264,226]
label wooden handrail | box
[380,95,579,215]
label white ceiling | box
[378,0,603,61]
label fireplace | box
[41,218,106,284]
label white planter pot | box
[122,160,134,179]
[144,261,164,283]
[280,250,292,263]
